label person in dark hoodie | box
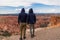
[18,8,27,40]
[27,8,36,38]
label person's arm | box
[26,14,29,24]
[18,13,21,24]
[34,14,36,23]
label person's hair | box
[21,8,25,13]
[29,8,33,13]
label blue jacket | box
[18,8,27,24]
[27,13,36,24]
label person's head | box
[29,8,33,14]
[21,8,25,13]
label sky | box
[0,0,60,14]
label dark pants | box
[29,24,35,37]
[20,23,26,38]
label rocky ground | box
[0,15,60,40]
[0,27,60,40]
[0,16,50,34]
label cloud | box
[34,8,60,13]
[0,0,60,13]
[0,9,19,14]
[0,0,31,7]
[0,0,60,7]
[0,8,60,14]
[25,0,60,6]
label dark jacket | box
[27,8,36,24]
[18,8,27,24]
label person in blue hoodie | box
[18,8,27,40]
[27,8,36,38]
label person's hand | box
[26,24,29,28]
[18,23,20,26]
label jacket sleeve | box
[18,14,21,24]
[26,14,29,23]
[34,14,36,23]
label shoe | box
[23,36,26,39]
[20,38,22,40]
[31,34,35,38]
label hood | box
[21,8,25,13]
[29,8,33,14]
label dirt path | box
[0,27,60,40]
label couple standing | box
[18,8,36,40]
